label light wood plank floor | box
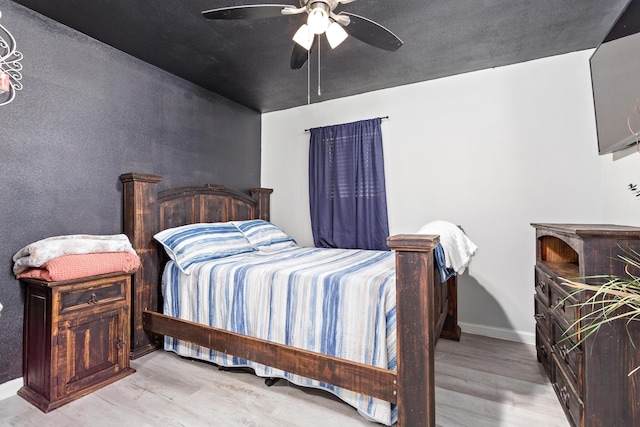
[0,334,568,426]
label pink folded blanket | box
[16,252,140,282]
[13,234,136,274]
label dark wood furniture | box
[532,223,640,427]
[18,272,135,412]
[120,172,461,427]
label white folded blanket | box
[417,220,478,274]
[13,234,136,275]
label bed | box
[119,172,461,427]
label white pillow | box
[154,222,254,274]
[232,220,296,251]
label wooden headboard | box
[119,172,273,358]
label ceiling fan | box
[202,0,403,69]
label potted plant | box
[561,248,640,374]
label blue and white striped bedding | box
[162,245,399,425]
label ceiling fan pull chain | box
[317,34,321,96]
[307,48,310,105]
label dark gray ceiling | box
[10,0,632,113]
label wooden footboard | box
[143,311,398,402]
[120,172,460,427]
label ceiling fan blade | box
[290,39,316,69]
[202,4,295,20]
[339,12,403,52]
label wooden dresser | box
[532,223,640,427]
[18,273,135,412]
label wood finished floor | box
[0,334,568,426]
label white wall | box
[601,146,640,224]
[261,50,640,343]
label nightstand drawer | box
[60,278,127,314]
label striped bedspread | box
[162,245,398,425]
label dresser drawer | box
[534,266,552,306]
[534,294,551,338]
[59,278,127,314]
[553,354,584,427]
[535,325,553,380]
[552,321,583,395]
[548,280,581,337]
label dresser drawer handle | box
[559,386,570,409]
[555,298,565,312]
[559,344,570,362]
[88,293,99,305]
[534,313,545,321]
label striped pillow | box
[232,220,296,251]
[154,222,254,273]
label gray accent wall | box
[0,0,261,383]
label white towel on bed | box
[417,220,478,274]
[13,234,136,274]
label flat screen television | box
[590,0,640,154]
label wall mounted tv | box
[590,0,640,155]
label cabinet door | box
[57,306,127,397]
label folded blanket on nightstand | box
[16,252,140,282]
[13,234,139,280]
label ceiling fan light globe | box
[326,21,348,48]
[293,24,314,50]
[307,5,330,34]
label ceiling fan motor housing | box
[301,0,341,11]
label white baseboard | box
[459,322,535,345]
[0,377,22,401]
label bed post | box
[387,234,439,427]
[250,187,273,221]
[120,172,163,359]
[441,275,462,341]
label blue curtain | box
[309,118,390,250]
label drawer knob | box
[88,293,99,305]
[534,313,545,321]
[559,344,570,362]
[537,344,548,357]
[538,280,546,291]
[559,386,570,409]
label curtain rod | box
[304,116,389,132]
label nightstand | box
[18,272,135,412]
